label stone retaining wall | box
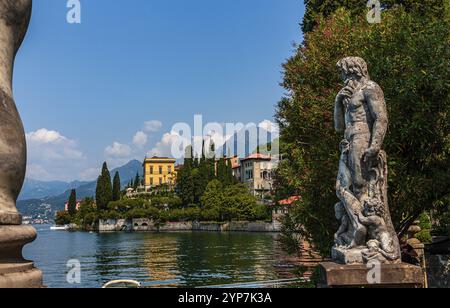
[98,219,280,233]
[98,219,132,232]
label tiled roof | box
[240,153,272,162]
[278,196,301,206]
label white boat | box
[50,225,69,231]
[102,280,141,289]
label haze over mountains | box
[18,160,143,220]
[19,179,89,201]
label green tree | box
[195,146,211,202]
[226,158,236,185]
[96,162,113,212]
[177,165,195,206]
[276,6,449,255]
[222,184,259,221]
[112,171,121,201]
[415,212,433,244]
[207,141,216,180]
[202,180,224,218]
[301,0,445,33]
[75,197,96,227]
[67,189,77,216]
[202,180,223,208]
[216,157,228,185]
[55,211,72,226]
[133,172,140,190]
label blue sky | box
[14,0,304,181]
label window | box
[150,178,153,186]
[168,166,172,174]
[159,166,163,174]
[150,166,154,174]
[159,178,163,185]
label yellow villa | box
[143,156,177,190]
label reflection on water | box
[24,225,295,288]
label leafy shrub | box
[55,211,72,226]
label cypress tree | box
[176,146,196,206]
[112,171,121,201]
[67,189,77,216]
[184,145,193,169]
[208,141,216,180]
[226,158,235,185]
[217,158,228,185]
[95,162,113,212]
[179,165,195,206]
[133,172,140,190]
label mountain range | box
[17,160,143,221]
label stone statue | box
[332,57,401,264]
[0,0,42,288]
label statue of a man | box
[0,0,32,225]
[334,56,388,197]
[332,57,400,264]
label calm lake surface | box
[23,225,296,288]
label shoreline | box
[65,219,282,233]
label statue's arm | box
[334,97,345,133]
[356,212,372,226]
[365,83,388,152]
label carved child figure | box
[355,199,400,262]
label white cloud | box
[26,128,84,161]
[25,128,86,181]
[147,132,183,158]
[132,131,148,148]
[143,120,163,133]
[27,129,66,144]
[104,142,135,169]
[105,142,132,158]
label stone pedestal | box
[318,262,424,288]
[0,224,43,288]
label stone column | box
[0,0,42,288]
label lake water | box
[23,225,297,288]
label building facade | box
[64,200,82,212]
[215,155,241,180]
[239,154,277,197]
[143,157,177,190]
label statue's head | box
[363,198,384,217]
[337,57,369,83]
[367,239,381,250]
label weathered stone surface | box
[0,265,42,288]
[332,246,364,264]
[99,219,132,232]
[0,0,42,288]
[0,0,32,226]
[319,262,424,288]
[332,57,401,264]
